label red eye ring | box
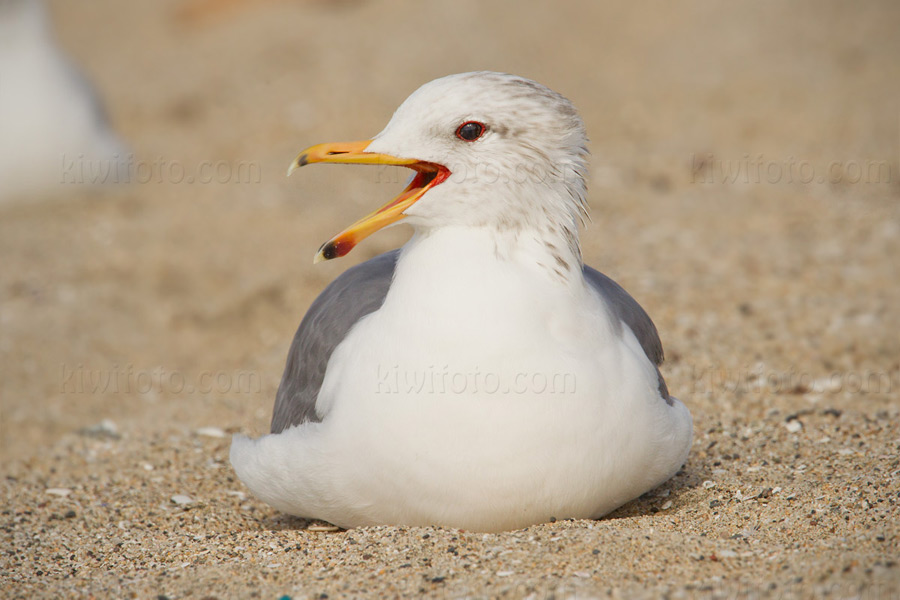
[455,121,486,142]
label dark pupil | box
[459,122,482,140]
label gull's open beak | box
[288,140,450,263]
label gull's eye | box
[455,121,486,142]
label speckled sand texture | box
[2,1,899,598]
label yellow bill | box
[287,140,449,262]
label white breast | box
[286,227,693,531]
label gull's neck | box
[401,223,584,287]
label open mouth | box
[377,162,451,216]
[287,139,452,262]
[313,161,451,261]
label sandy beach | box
[2,1,899,597]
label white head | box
[289,72,589,263]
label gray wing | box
[582,265,672,402]
[270,250,399,433]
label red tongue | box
[409,171,430,189]
[375,171,431,215]
[372,166,449,216]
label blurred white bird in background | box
[0,0,127,203]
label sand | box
[2,0,899,597]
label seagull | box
[230,72,693,532]
[0,0,127,203]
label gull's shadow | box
[264,513,345,533]
[603,453,709,521]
